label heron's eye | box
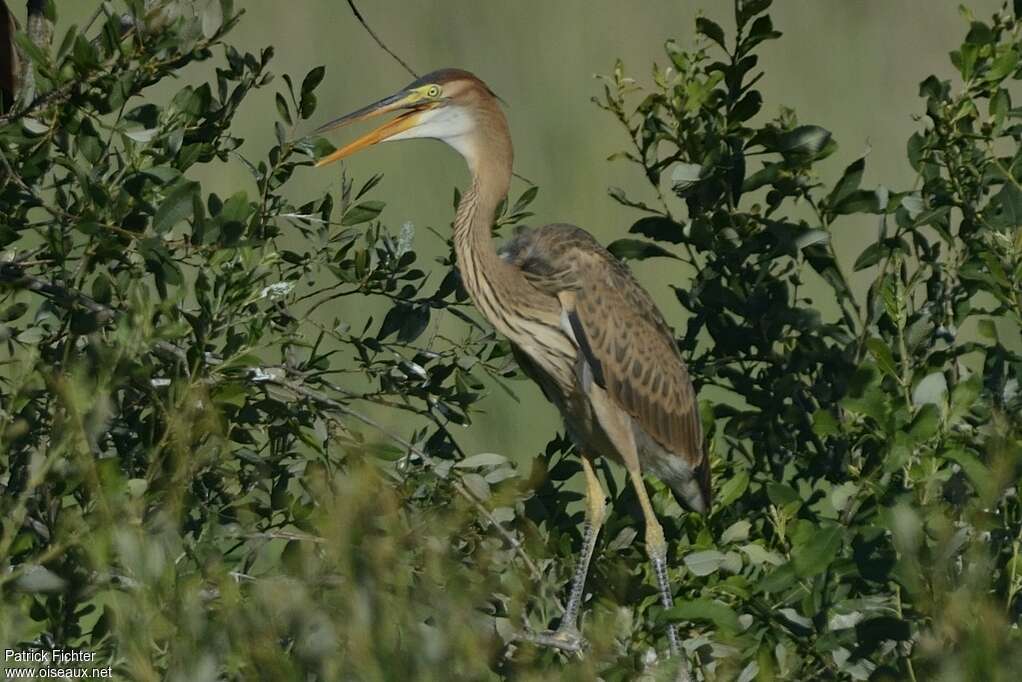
[425,85,442,98]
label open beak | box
[314,91,436,168]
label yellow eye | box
[425,85,442,98]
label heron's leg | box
[626,467,681,658]
[526,454,606,653]
[583,384,690,674]
[560,455,607,633]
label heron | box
[314,68,710,661]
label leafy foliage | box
[0,0,1018,680]
[596,0,1022,678]
[0,2,545,679]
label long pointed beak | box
[314,91,431,168]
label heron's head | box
[313,68,509,172]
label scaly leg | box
[587,383,689,665]
[525,454,606,653]
[627,468,681,657]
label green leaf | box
[300,92,319,119]
[71,33,99,70]
[977,318,999,342]
[731,90,764,121]
[865,338,898,380]
[736,0,772,29]
[717,469,749,506]
[13,566,66,593]
[213,383,248,408]
[511,185,539,214]
[745,14,781,47]
[22,118,50,135]
[721,520,751,544]
[989,184,1022,229]
[670,162,705,194]
[362,441,405,461]
[850,389,891,425]
[398,305,431,343]
[16,327,46,345]
[907,403,940,442]
[759,562,796,592]
[830,482,858,514]
[606,527,637,552]
[662,598,739,633]
[776,125,831,156]
[341,201,385,226]
[742,162,780,192]
[812,409,840,437]
[833,189,882,215]
[943,448,994,499]
[14,33,50,71]
[221,191,252,224]
[153,182,199,234]
[989,88,1010,126]
[461,473,490,500]
[70,310,99,335]
[855,617,911,655]
[684,550,725,576]
[302,66,326,95]
[766,482,799,507]
[123,128,157,144]
[606,238,679,261]
[275,93,292,125]
[949,375,981,423]
[142,166,181,184]
[738,543,784,566]
[628,216,685,244]
[696,17,727,49]
[377,302,430,344]
[901,193,924,218]
[794,228,829,249]
[0,303,29,322]
[827,156,865,207]
[964,21,994,45]
[201,0,223,38]
[854,238,908,271]
[912,372,947,407]
[792,525,842,577]
[455,453,508,469]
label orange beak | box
[313,91,438,167]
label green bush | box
[0,0,1018,680]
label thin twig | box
[342,1,533,189]
[0,261,115,322]
[345,0,418,79]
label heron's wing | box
[504,224,710,510]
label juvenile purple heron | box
[315,69,710,659]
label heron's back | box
[500,224,710,513]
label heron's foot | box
[516,626,587,654]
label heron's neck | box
[452,139,547,332]
[454,146,511,266]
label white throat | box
[388,105,478,169]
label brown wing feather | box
[502,224,710,508]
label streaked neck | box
[453,157,513,319]
[451,130,557,336]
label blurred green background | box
[31,0,1005,459]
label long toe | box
[517,626,587,654]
